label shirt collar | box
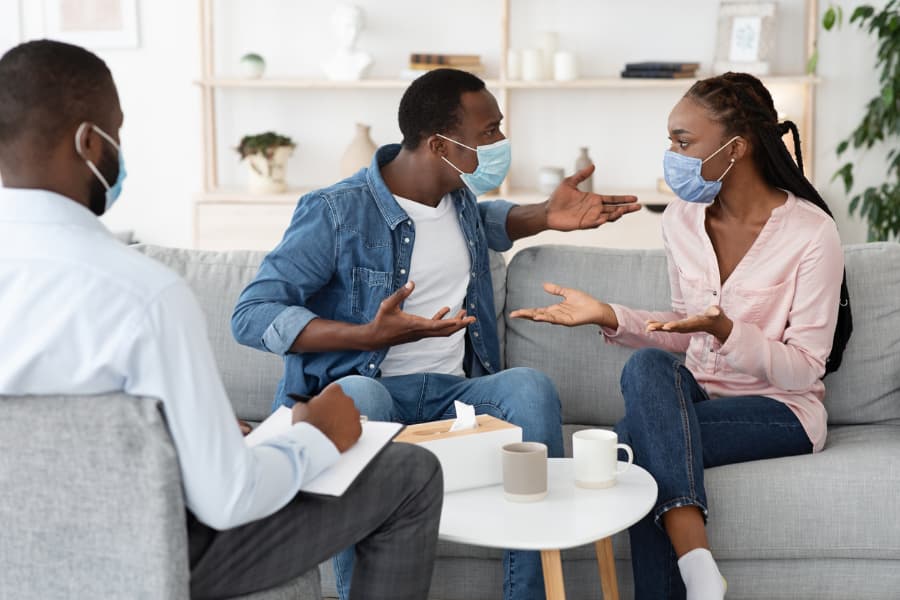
[0,187,110,235]
[366,145,409,230]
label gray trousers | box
[188,442,443,600]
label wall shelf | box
[195,0,819,252]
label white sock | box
[677,548,726,600]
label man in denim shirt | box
[232,69,639,600]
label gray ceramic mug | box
[502,442,548,502]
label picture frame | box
[714,1,776,75]
[42,0,139,49]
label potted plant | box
[821,2,900,241]
[235,132,296,194]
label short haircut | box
[398,68,486,150]
[0,40,113,159]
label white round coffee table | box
[439,458,657,600]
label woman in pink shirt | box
[512,72,852,600]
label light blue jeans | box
[615,348,813,600]
[331,368,564,600]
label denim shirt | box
[232,144,516,410]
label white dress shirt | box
[0,188,339,530]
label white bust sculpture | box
[321,4,373,81]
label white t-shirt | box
[379,194,472,377]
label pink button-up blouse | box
[603,192,844,451]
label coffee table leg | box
[595,537,620,600]
[540,549,566,599]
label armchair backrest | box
[0,393,190,599]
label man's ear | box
[426,134,447,157]
[74,122,102,165]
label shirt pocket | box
[674,265,711,315]
[351,267,393,316]
[731,279,792,327]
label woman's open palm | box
[510,283,607,327]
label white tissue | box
[448,400,477,432]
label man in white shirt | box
[0,40,442,600]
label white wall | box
[1,0,892,246]
[7,0,201,248]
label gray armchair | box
[0,393,321,599]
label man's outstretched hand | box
[363,281,475,350]
[546,164,641,231]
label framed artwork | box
[714,1,776,75]
[43,0,139,49]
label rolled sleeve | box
[479,199,516,252]
[262,305,321,355]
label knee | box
[503,368,560,414]
[335,375,393,420]
[620,348,674,392]
[390,443,444,499]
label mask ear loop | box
[716,158,737,182]
[435,133,474,175]
[74,122,112,191]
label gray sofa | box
[7,241,896,599]
[136,241,898,600]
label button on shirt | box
[602,193,844,452]
[0,189,339,530]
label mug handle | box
[616,443,634,475]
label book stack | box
[402,53,485,79]
[621,62,699,79]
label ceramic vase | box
[340,123,377,178]
[245,145,293,194]
[575,147,593,193]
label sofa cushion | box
[134,245,280,421]
[505,246,672,426]
[505,243,900,427]
[823,243,900,425]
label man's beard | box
[87,147,119,216]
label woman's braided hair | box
[686,72,852,374]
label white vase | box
[340,123,377,178]
[245,145,293,194]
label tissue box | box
[395,415,522,492]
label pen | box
[288,393,368,424]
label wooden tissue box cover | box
[395,415,522,492]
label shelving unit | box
[194,0,819,251]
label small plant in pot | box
[236,132,296,194]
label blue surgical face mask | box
[437,134,511,196]
[663,135,740,204]
[75,122,127,213]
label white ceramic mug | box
[502,442,548,502]
[572,429,633,489]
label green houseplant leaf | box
[823,1,900,241]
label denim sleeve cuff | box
[482,199,516,252]
[262,305,320,355]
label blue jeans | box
[332,368,564,600]
[615,348,813,600]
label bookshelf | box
[194,0,820,252]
